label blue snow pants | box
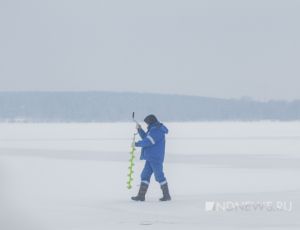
[141,161,167,185]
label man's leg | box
[131,161,153,201]
[140,161,153,185]
[150,161,166,185]
[150,162,171,201]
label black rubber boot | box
[159,183,171,201]
[131,182,149,201]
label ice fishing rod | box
[132,112,139,125]
[127,112,138,189]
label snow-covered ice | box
[0,122,299,230]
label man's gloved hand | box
[136,123,142,130]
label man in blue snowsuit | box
[131,114,171,202]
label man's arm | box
[135,130,163,148]
[137,126,147,139]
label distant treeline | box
[0,91,299,122]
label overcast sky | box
[0,0,299,100]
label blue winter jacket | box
[135,122,169,163]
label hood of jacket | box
[148,122,169,134]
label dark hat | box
[144,114,158,125]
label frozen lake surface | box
[0,122,299,230]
